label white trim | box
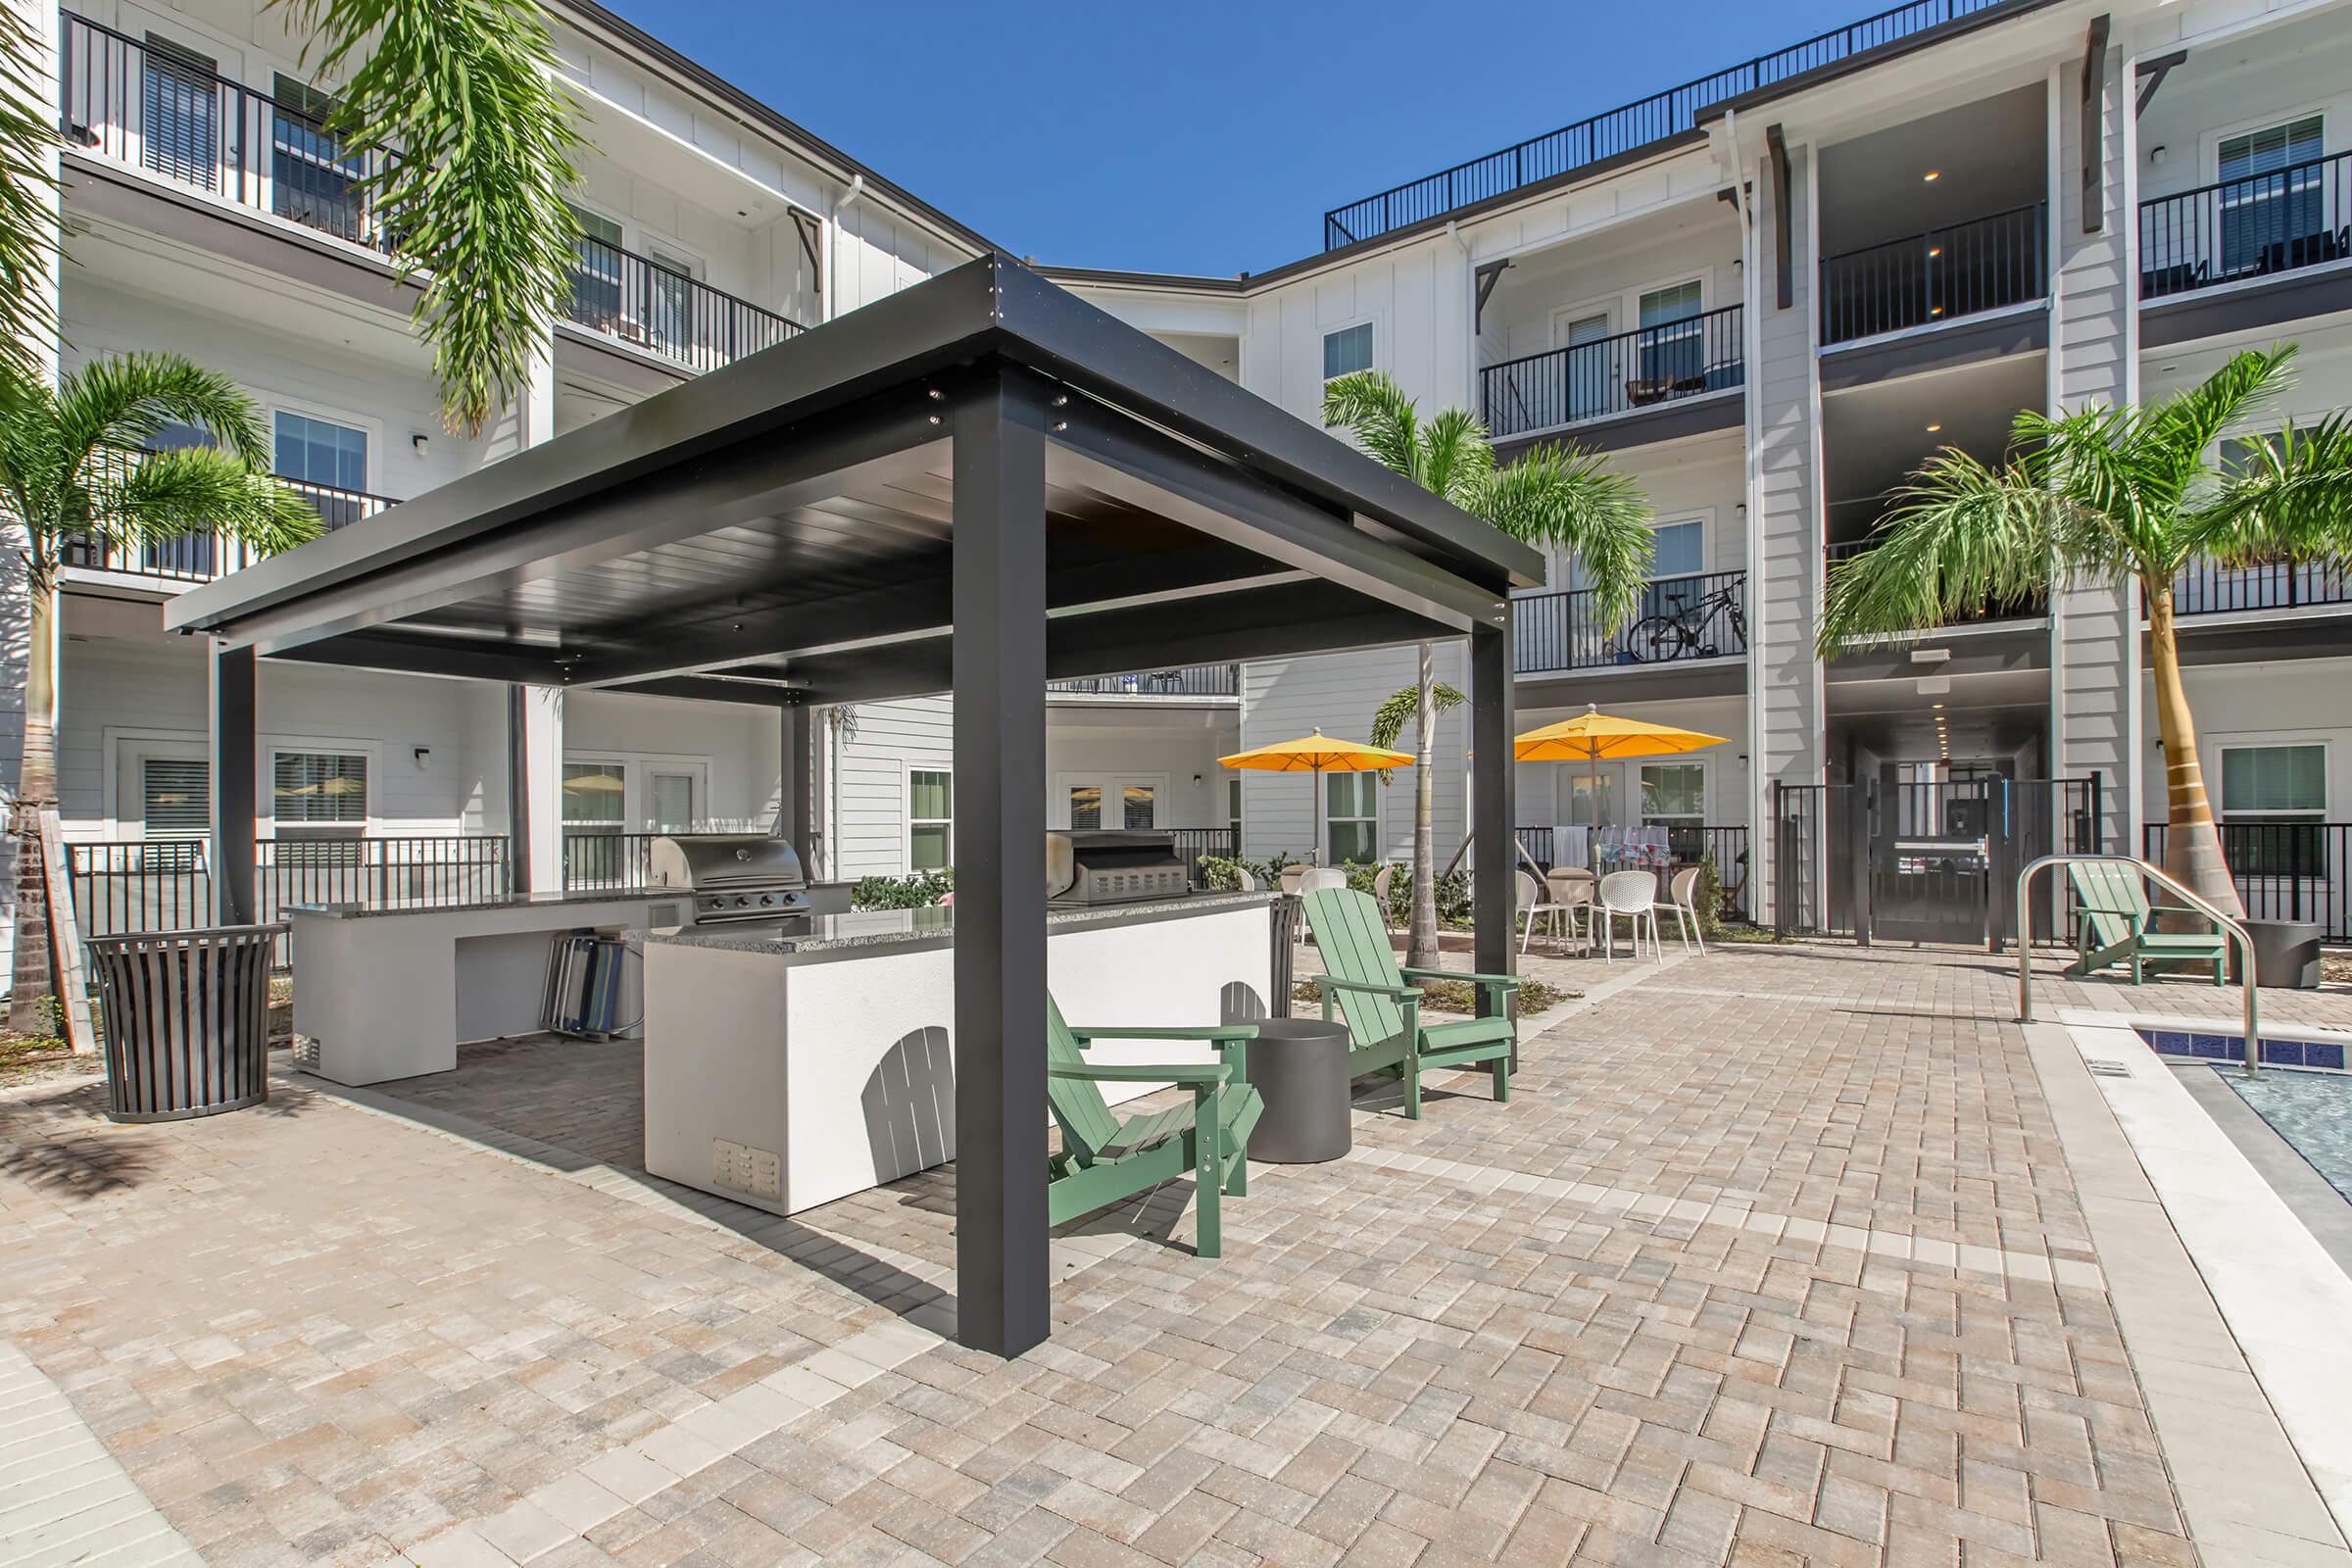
[906,760,953,875]
[98,725,203,842]
[1318,316,1379,389]
[263,735,381,836]
[562,748,720,831]
[1322,767,1380,864]
[2211,735,2330,819]
[265,400,379,495]
[2201,104,2329,187]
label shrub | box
[852,870,954,909]
[1693,856,1729,942]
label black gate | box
[1777,774,2102,945]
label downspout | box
[825,174,866,323]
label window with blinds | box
[140,758,210,870]
[273,753,367,867]
[141,34,219,189]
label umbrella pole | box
[1310,764,1322,865]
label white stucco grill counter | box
[642,891,1280,1217]
[289,892,690,1085]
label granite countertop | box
[287,888,678,920]
[649,889,1278,956]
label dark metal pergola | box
[167,255,1542,1357]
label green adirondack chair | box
[1299,886,1517,1117]
[2065,860,2230,984]
[1046,996,1262,1257]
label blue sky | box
[599,0,1876,277]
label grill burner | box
[649,834,810,924]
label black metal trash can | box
[87,925,285,1123]
[2232,918,2323,990]
[1243,1016,1352,1163]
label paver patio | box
[3,942,2347,1566]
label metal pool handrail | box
[2016,854,2262,1073]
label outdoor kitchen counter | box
[642,890,1282,1217]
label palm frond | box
[0,6,59,380]
[1417,408,1494,511]
[1321,370,1421,480]
[274,0,583,435]
[1472,441,1653,632]
[82,448,322,556]
[1368,680,1466,783]
[2183,410,2352,565]
[1819,449,2097,655]
[55,354,273,469]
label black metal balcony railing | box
[1513,570,1746,674]
[564,236,805,374]
[1512,823,1753,919]
[2139,150,2352,302]
[2171,556,2352,617]
[1481,306,1743,440]
[62,13,401,250]
[63,468,395,583]
[1045,664,1240,699]
[2145,821,2352,941]
[1819,203,2045,345]
[1322,0,2018,249]
[1823,538,2044,625]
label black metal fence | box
[564,236,804,374]
[1170,828,1239,886]
[1819,203,2046,344]
[1512,824,1752,921]
[1480,306,1742,439]
[2172,556,2352,617]
[1046,664,1240,698]
[2145,821,2352,940]
[1514,570,1746,673]
[1322,0,2022,248]
[2139,150,2351,302]
[69,835,513,968]
[62,12,402,251]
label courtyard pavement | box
[2,941,2348,1566]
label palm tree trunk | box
[10,575,58,1027]
[2147,581,2244,920]
[1406,642,1441,968]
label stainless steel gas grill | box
[649,834,812,924]
[1046,830,1192,906]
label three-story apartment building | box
[9,0,2352,975]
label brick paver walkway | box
[3,943,2342,1565]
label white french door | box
[1051,773,1164,831]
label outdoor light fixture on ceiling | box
[1923,170,1941,181]
[1926,423,1942,433]
[1928,245,1943,259]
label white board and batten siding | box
[1238,648,1467,866]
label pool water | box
[2222,1068,2352,1204]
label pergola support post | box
[781,702,812,849]
[952,373,1052,1359]
[507,685,565,896]
[208,640,258,926]
[1470,612,1515,1011]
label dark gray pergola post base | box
[781,702,812,851]
[1471,614,1516,1009]
[208,640,257,926]
[952,374,1052,1358]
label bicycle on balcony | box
[1619,581,1745,663]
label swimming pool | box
[2137,1027,2348,1071]
[2220,1069,2352,1204]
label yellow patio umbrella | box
[1218,728,1412,864]
[1514,703,1726,829]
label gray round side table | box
[1243,1016,1352,1163]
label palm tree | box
[1322,371,1654,968]
[1819,345,2352,918]
[0,354,320,1019]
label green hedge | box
[852,870,954,909]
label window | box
[650,770,698,834]
[2219,116,2325,275]
[270,73,365,240]
[563,761,626,830]
[1558,770,1614,829]
[1065,783,1102,829]
[1326,772,1377,864]
[568,205,625,330]
[1229,776,1243,843]
[1561,312,1612,422]
[274,411,368,526]
[141,34,218,189]
[1642,763,1704,827]
[1637,280,1705,392]
[272,751,367,869]
[2222,743,2327,878]
[140,757,210,870]
[1322,322,1373,382]
[645,243,701,357]
[909,768,953,871]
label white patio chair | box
[1656,864,1706,956]
[1236,866,1258,892]
[1546,866,1596,948]
[1297,865,1347,945]
[1596,870,1661,962]
[1370,862,1396,921]
[1279,863,1310,896]
[1518,869,1582,956]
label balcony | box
[61,12,401,252]
[1818,204,2044,346]
[63,474,394,585]
[2171,556,2352,618]
[1513,570,1746,675]
[1822,538,2043,626]
[1320,0,2018,249]
[2139,151,2352,302]
[1046,664,1239,699]
[1481,306,1742,441]
[563,237,805,375]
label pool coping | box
[2032,1013,2352,1562]
[2173,1062,2352,1280]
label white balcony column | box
[2046,39,2142,854]
[481,327,559,465]
[507,684,565,896]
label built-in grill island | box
[1046,829,1193,906]
[649,834,813,924]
